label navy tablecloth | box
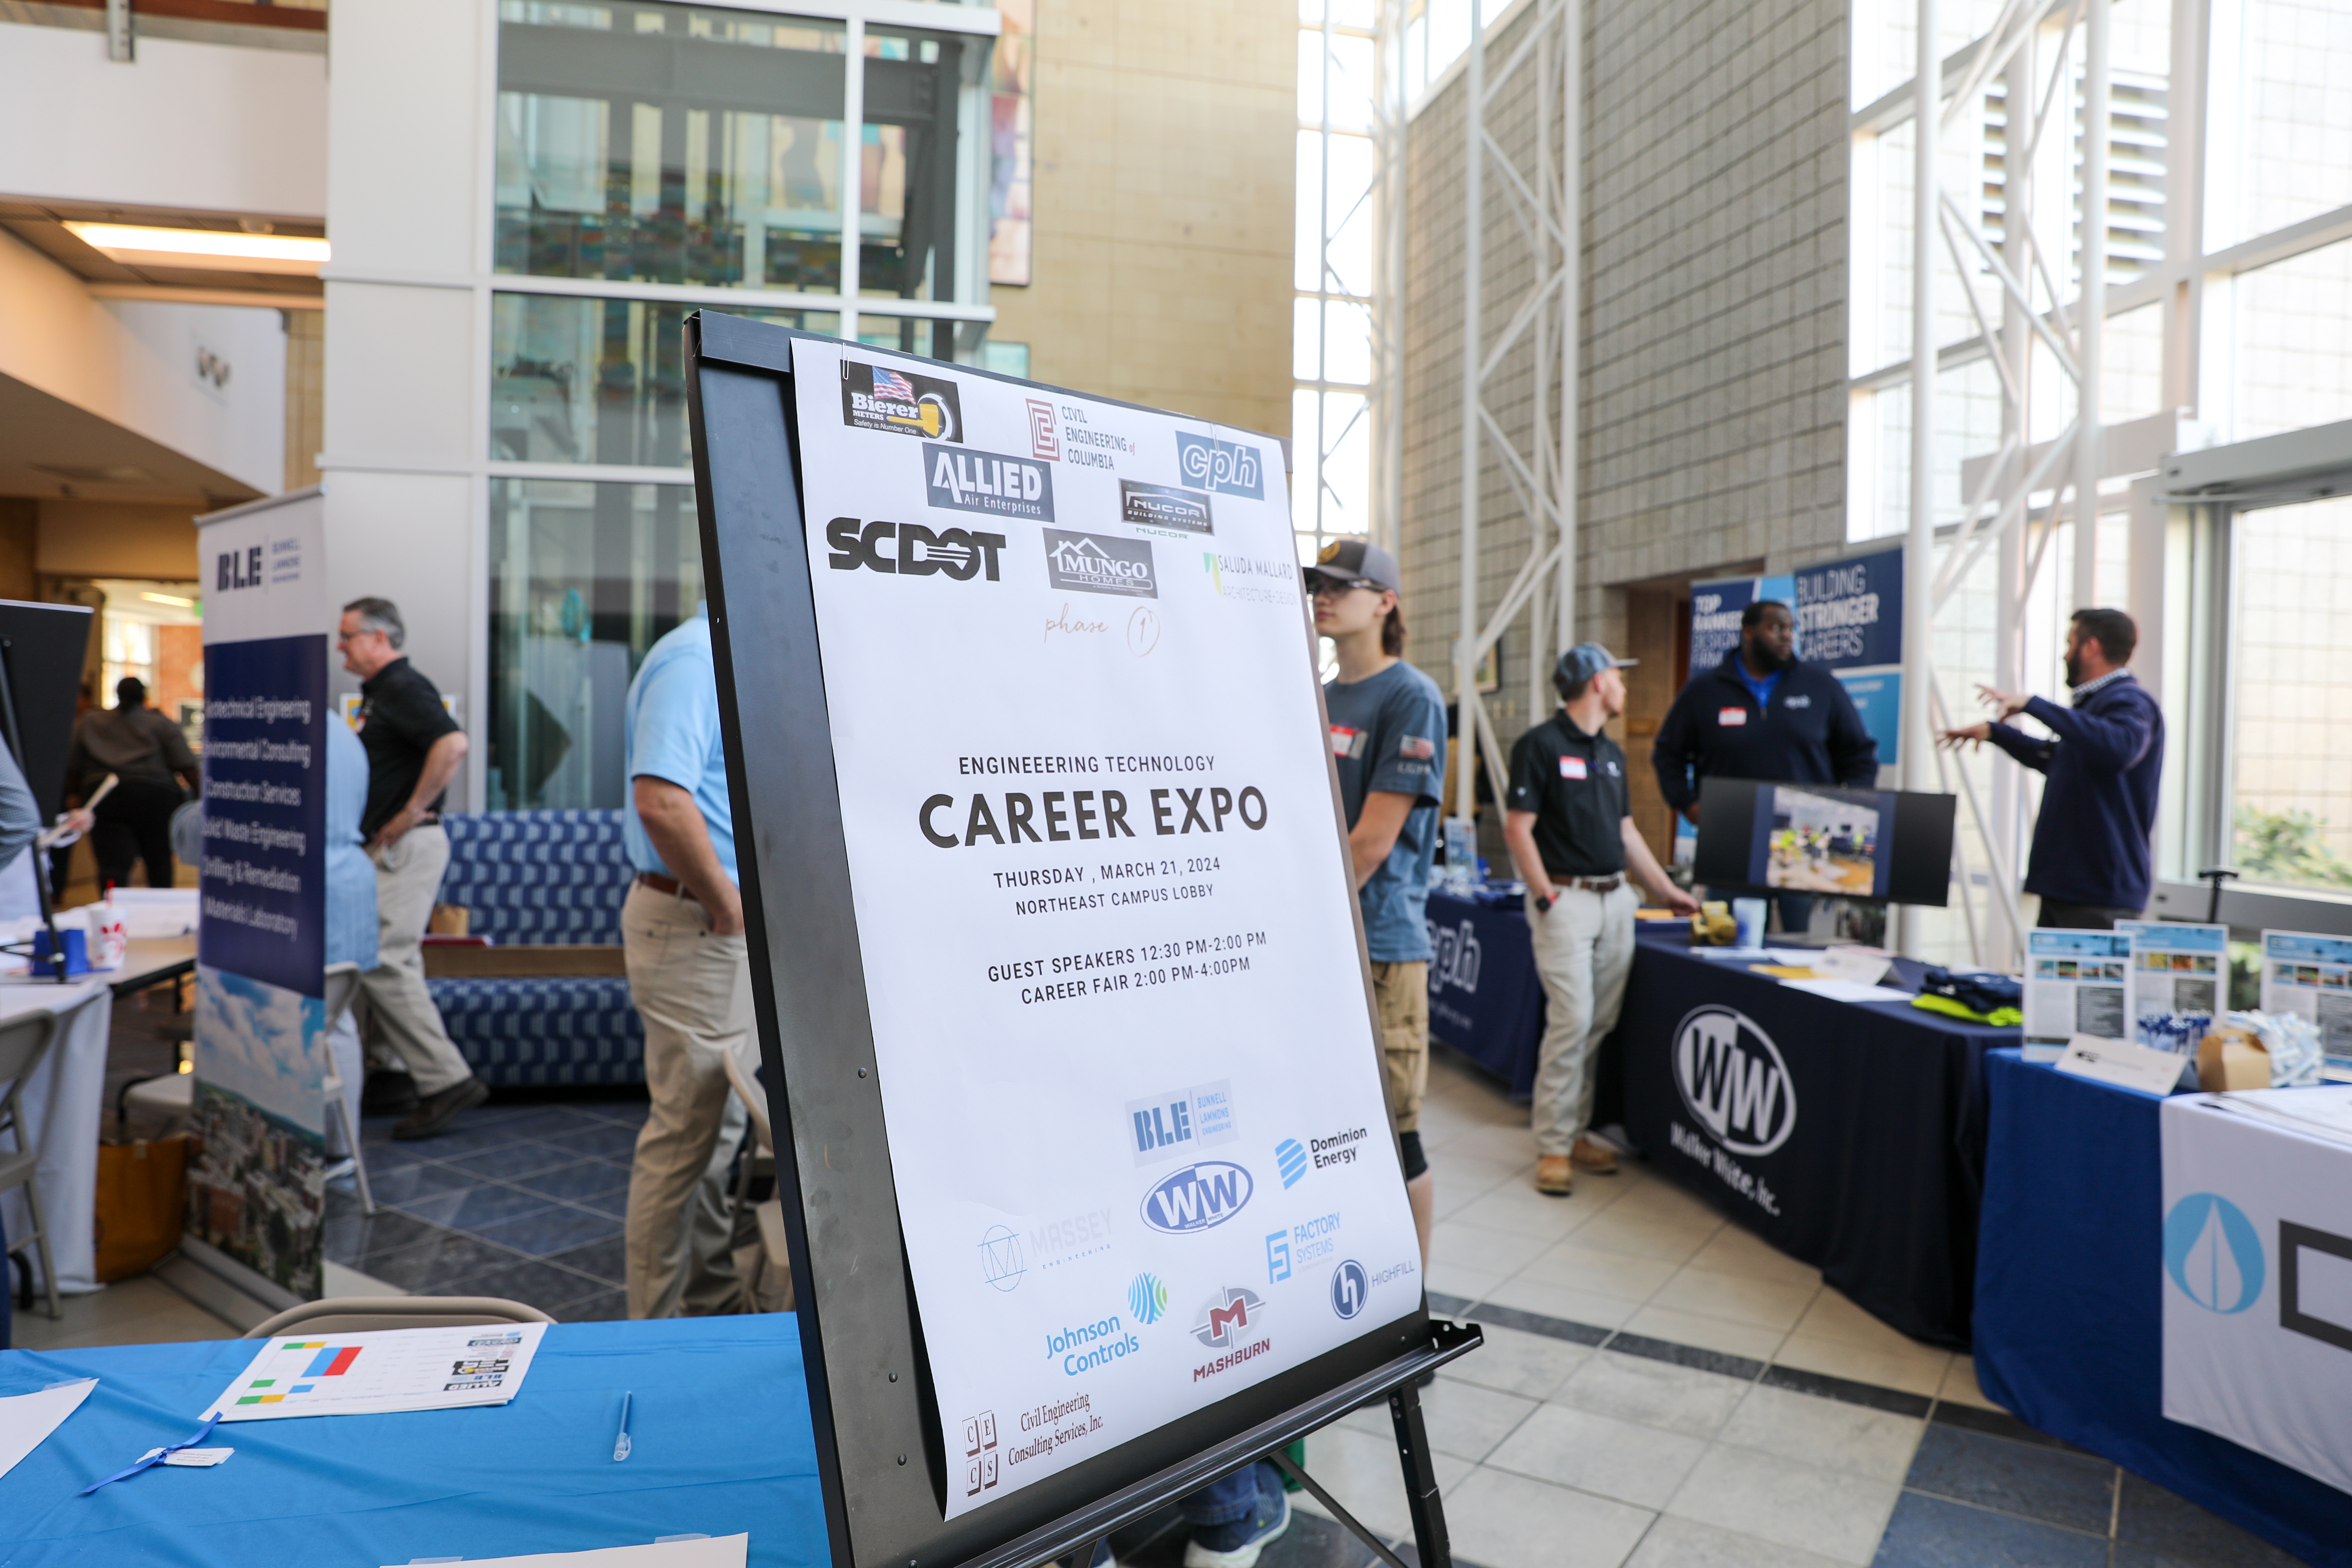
[0,1315,827,1567]
[1423,890,1546,1100]
[1974,1048,2352,1566]
[1605,927,2016,1346]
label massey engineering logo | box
[1044,528,1157,599]
[979,1224,1026,1291]
[1330,1259,1368,1319]
[825,517,1006,581]
[1121,479,1214,535]
[1275,1139,1309,1188]
[1175,430,1266,498]
[841,359,962,440]
[924,443,1054,522]
[1128,1080,1239,1167]
[1672,1005,1797,1157]
[1192,1286,1265,1348]
[1127,1272,1170,1324]
[2164,1192,2265,1315]
[1141,1160,1253,1234]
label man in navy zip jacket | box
[1941,607,2163,929]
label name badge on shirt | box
[1559,756,1587,780]
[1329,726,1365,759]
[1718,707,1748,727]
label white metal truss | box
[1449,0,1582,821]
[1900,0,2114,965]
[1298,4,1384,560]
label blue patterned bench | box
[429,810,643,1086]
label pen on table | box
[613,1390,633,1462]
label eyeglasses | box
[1306,575,1380,599]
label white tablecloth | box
[0,979,114,1295]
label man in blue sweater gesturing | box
[1939,607,2164,929]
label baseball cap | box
[1303,537,1402,596]
[1555,642,1638,688]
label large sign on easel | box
[687,316,1461,1568]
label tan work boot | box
[1571,1137,1620,1174]
[1534,1155,1573,1196]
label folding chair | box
[0,1008,64,1320]
[720,1052,796,1311]
[246,1295,554,1337]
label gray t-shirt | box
[1324,660,1447,963]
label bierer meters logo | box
[841,359,962,440]
[925,443,1054,523]
[1121,480,1214,535]
[1141,1160,1253,1234]
[1044,529,1157,599]
[826,517,1006,581]
[1175,430,1266,498]
[1672,1005,1797,1156]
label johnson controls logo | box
[1141,1161,1253,1234]
[1671,1005,1797,1156]
[1175,430,1265,499]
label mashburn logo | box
[1044,529,1157,599]
[1671,1005,1797,1156]
[1141,1160,1253,1233]
[840,359,962,440]
[1120,480,1214,535]
[925,443,1054,522]
[1190,1286,1271,1383]
[1175,430,1266,498]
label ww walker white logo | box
[1672,1005,1797,1156]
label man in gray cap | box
[1504,643,1697,1196]
[1308,537,1446,1269]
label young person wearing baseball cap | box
[1307,537,1446,1270]
[1504,643,1698,1196]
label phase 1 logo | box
[1193,1286,1266,1348]
[1672,1005,1797,1156]
[1330,1259,1369,1319]
[2164,1192,2265,1315]
[841,359,962,441]
[1175,430,1266,498]
[1141,1160,1254,1234]
[1044,529,1157,599]
[978,1225,1025,1291]
[925,443,1054,522]
[1128,1272,1169,1324]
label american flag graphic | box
[873,368,917,400]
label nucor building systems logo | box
[1671,1005,1797,1157]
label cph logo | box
[1672,1005,1797,1156]
[1429,919,1481,995]
[1174,430,1265,499]
[2164,1193,2265,1315]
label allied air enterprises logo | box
[1175,430,1266,498]
[924,443,1054,522]
[841,359,962,441]
[1141,1160,1253,1233]
[1043,528,1157,599]
[2164,1192,2265,1315]
[979,1225,1025,1291]
[1128,1272,1170,1324]
[1192,1286,1265,1348]
[1671,1005,1797,1156]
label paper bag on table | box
[2197,1025,2272,1092]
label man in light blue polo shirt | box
[621,603,757,1318]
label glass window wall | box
[2228,494,2352,893]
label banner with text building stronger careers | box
[1688,546,1902,775]
[192,492,330,1300]
[798,345,1423,1520]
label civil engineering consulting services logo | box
[2164,1192,2265,1315]
[1128,1272,1170,1325]
[1141,1160,1254,1234]
[923,443,1055,522]
[1330,1259,1369,1320]
[979,1224,1026,1292]
[1043,528,1158,599]
[1175,430,1266,498]
[841,359,963,441]
[1192,1286,1266,1348]
[1275,1138,1309,1188]
[1121,479,1214,535]
[1671,1005,1797,1157]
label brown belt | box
[635,871,700,903]
[1546,873,1623,893]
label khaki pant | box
[1369,961,1429,1134]
[622,881,753,1319]
[361,824,472,1095]
[1527,881,1637,1157]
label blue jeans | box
[1181,1461,1271,1526]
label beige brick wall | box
[988,0,1294,439]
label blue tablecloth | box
[0,1316,827,1567]
[1423,890,1545,1100]
[1975,1048,2352,1565]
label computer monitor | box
[0,600,99,821]
[1690,776,1957,907]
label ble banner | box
[191,491,331,1299]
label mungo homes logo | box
[1043,529,1157,599]
[1671,1005,1797,1156]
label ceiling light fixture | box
[141,592,197,608]
[63,222,330,275]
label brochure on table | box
[787,342,1423,1521]
[206,1322,548,1422]
[2118,921,2226,1057]
[2024,929,2131,1055]
[2259,930,2352,1079]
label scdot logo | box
[1671,1005,1797,1157]
[2164,1192,2265,1315]
[825,517,1006,581]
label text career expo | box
[918,784,1270,849]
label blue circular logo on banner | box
[2163,1193,2265,1314]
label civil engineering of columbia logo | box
[1668,1005,1797,1214]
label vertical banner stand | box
[0,640,69,981]
[684,312,1479,1568]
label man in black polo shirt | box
[340,596,487,1139]
[1504,644,1696,1197]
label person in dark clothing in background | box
[1652,599,1880,929]
[1940,607,2163,929]
[65,677,198,890]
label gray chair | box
[0,1008,64,1320]
[245,1295,555,1338]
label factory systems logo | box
[1672,1005,1797,1157]
[1175,430,1266,498]
[924,443,1054,522]
[1141,1161,1254,1234]
[841,360,962,440]
[1044,529,1157,599]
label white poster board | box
[2024,928,2131,1051]
[2119,920,2227,1057]
[789,344,1422,1520]
[2260,931,2352,1079]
